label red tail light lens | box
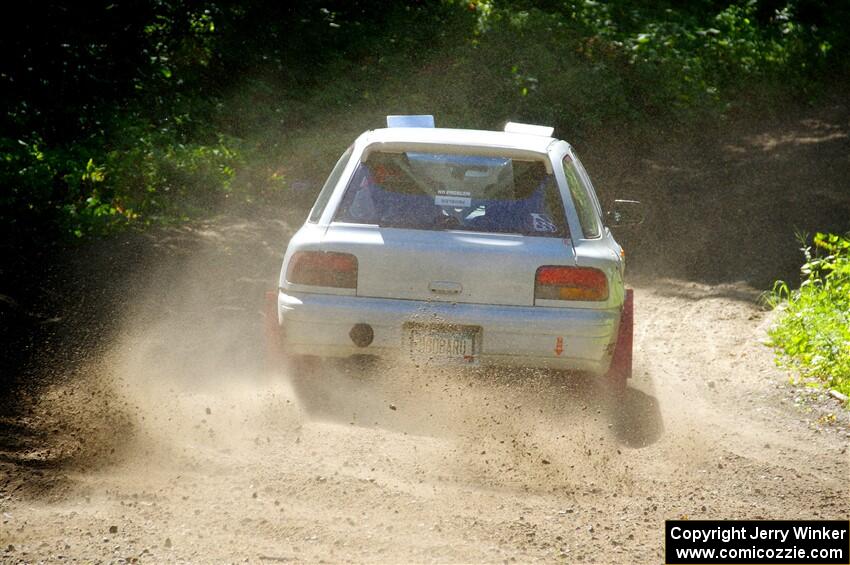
[286,251,358,289]
[535,266,608,301]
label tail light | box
[286,251,358,289]
[535,266,608,301]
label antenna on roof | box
[386,115,435,128]
[504,121,554,137]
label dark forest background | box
[2,0,848,246]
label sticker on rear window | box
[530,213,558,233]
[435,190,471,208]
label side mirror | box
[607,199,645,227]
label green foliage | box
[103,122,244,223]
[457,0,848,132]
[768,233,850,401]
[1,1,848,242]
[1,122,243,239]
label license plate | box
[404,323,481,365]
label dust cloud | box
[2,106,848,562]
[62,220,636,495]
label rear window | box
[333,150,567,237]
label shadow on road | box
[611,386,664,448]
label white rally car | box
[266,116,642,393]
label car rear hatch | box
[322,224,574,307]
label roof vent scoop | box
[504,122,554,137]
[386,115,435,128]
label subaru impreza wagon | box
[266,115,642,393]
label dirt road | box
[1,106,848,563]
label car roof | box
[363,127,559,154]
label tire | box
[288,357,381,418]
[606,288,634,397]
[264,290,367,415]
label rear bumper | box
[277,291,620,374]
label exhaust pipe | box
[349,323,374,348]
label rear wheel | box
[264,293,376,415]
[288,356,383,418]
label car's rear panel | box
[324,224,573,306]
[278,290,619,374]
[278,223,621,373]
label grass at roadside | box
[767,233,850,403]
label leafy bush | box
[103,124,244,224]
[2,1,849,242]
[464,0,847,130]
[767,233,850,400]
[0,124,244,240]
